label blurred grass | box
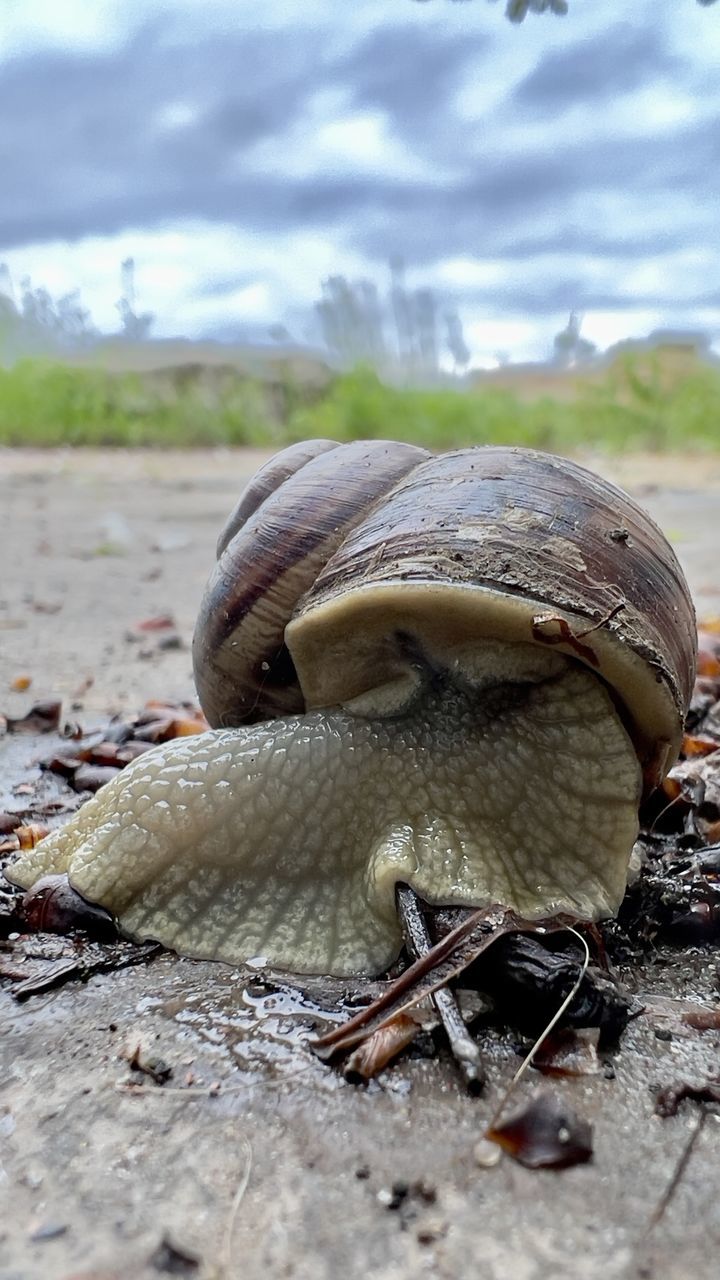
[1,355,719,450]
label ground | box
[1,448,720,1280]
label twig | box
[646,1109,707,1232]
[396,884,484,1094]
[314,907,574,1058]
[314,904,510,1054]
[219,1138,253,1277]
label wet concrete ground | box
[3,932,720,1280]
[1,448,720,1279]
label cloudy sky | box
[2,0,720,364]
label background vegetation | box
[2,260,719,452]
[1,354,719,452]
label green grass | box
[0,360,279,447]
[1,356,720,450]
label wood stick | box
[395,884,484,1095]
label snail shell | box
[8,442,696,976]
[197,442,695,789]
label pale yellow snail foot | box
[8,648,641,977]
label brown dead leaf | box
[697,631,720,679]
[71,764,121,793]
[132,717,180,742]
[43,754,83,779]
[136,613,176,632]
[12,940,161,1001]
[20,873,116,938]
[166,714,209,737]
[17,823,51,848]
[664,753,720,813]
[314,906,514,1059]
[486,1093,593,1169]
[655,1078,720,1117]
[344,1014,420,1082]
[532,1028,602,1078]
[682,734,720,759]
[681,1008,720,1032]
[82,740,155,766]
[136,699,189,720]
[133,709,208,742]
[0,822,52,854]
[698,653,720,679]
[4,700,62,734]
[38,703,206,796]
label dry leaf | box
[655,1079,720,1117]
[344,1014,420,1081]
[4,700,62,734]
[20,873,116,938]
[486,1093,593,1169]
[136,614,175,632]
[682,734,720,759]
[681,1008,720,1032]
[71,764,122,793]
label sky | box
[1,0,720,366]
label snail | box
[7,441,696,977]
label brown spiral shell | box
[193,441,696,788]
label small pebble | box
[28,1223,68,1243]
[474,1138,502,1168]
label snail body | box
[9,442,697,976]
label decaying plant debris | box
[2,629,720,1136]
[486,1092,594,1170]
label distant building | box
[604,329,717,366]
[465,327,718,402]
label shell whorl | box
[215,439,339,559]
[192,438,430,727]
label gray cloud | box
[340,20,490,156]
[513,22,685,112]
[350,115,720,268]
[0,20,323,246]
[1,5,718,343]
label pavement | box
[1,447,720,1280]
